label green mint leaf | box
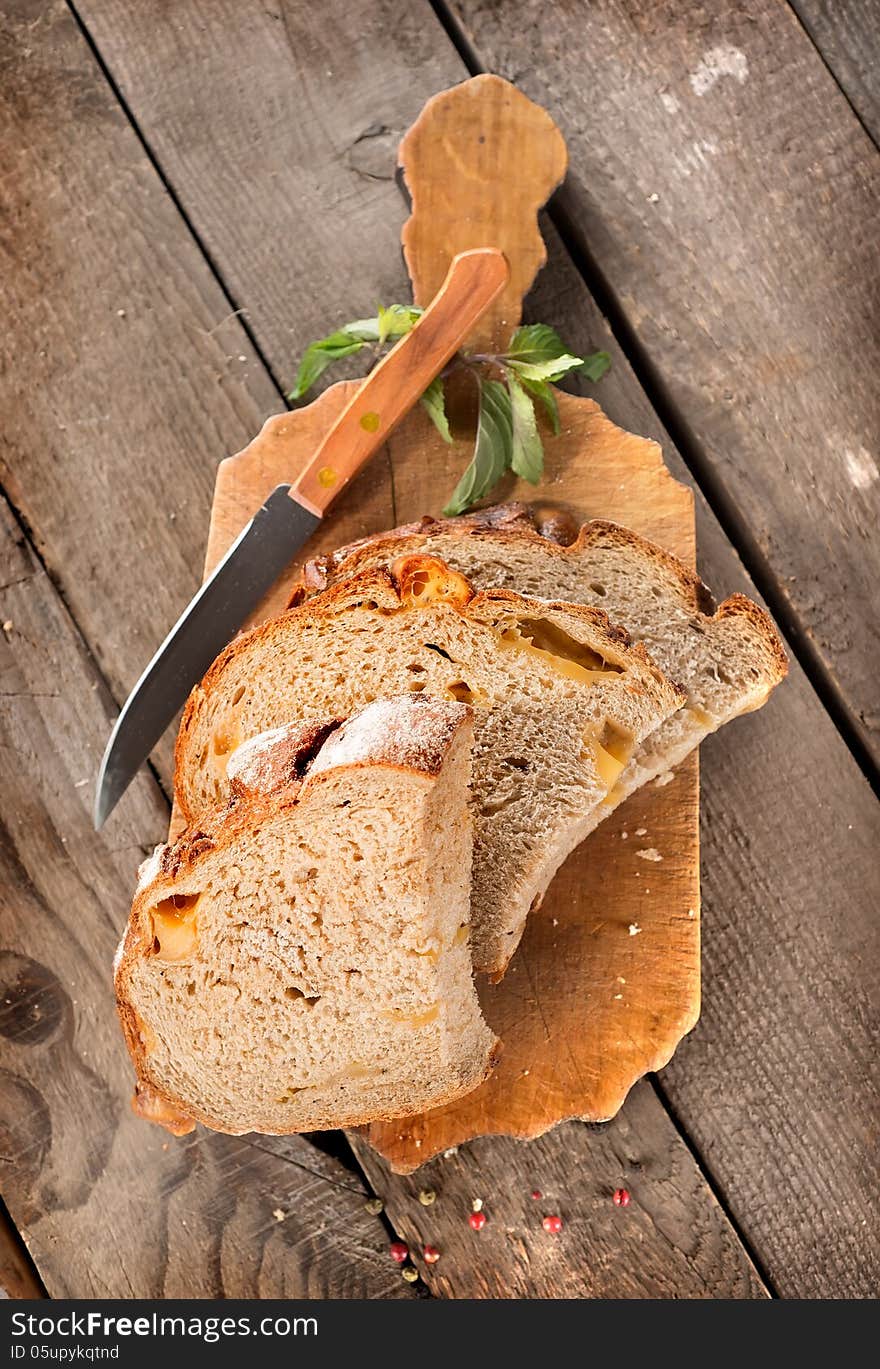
[517,375,560,435]
[506,323,569,364]
[442,378,512,516]
[507,353,584,383]
[420,376,452,444]
[507,372,544,483]
[579,350,612,382]
[378,304,423,345]
[506,323,592,383]
[506,324,581,379]
[287,332,367,401]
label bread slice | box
[293,504,787,824]
[117,696,499,1135]
[174,557,684,977]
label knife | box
[94,247,509,828]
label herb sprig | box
[289,312,610,515]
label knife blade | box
[94,247,509,827]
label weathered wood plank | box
[351,1082,767,1298]
[791,0,880,146]
[449,0,880,768]
[0,495,411,1300]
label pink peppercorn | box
[468,1210,487,1231]
[389,1241,409,1263]
[542,1214,563,1234]
[613,1188,631,1208]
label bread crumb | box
[635,827,647,837]
[272,1208,286,1223]
[654,771,675,786]
[74,778,88,788]
[521,1068,530,1076]
[636,848,662,862]
[618,976,626,984]
[472,1197,483,1211]
[2,620,13,634]
[628,923,642,936]
[443,1147,458,1158]
[687,908,696,918]
[613,993,623,1000]
[620,831,628,840]
[552,917,558,926]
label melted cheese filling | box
[494,618,623,685]
[380,1004,441,1028]
[150,893,200,962]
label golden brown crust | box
[713,592,790,682]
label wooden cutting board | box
[194,75,699,1173]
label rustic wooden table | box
[1,0,877,1300]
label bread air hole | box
[446,680,476,703]
[284,985,320,1005]
[400,563,471,605]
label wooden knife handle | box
[290,247,509,516]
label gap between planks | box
[648,1078,778,1298]
[429,0,880,803]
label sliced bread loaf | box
[117,696,498,1135]
[174,557,685,977]
[293,505,787,826]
